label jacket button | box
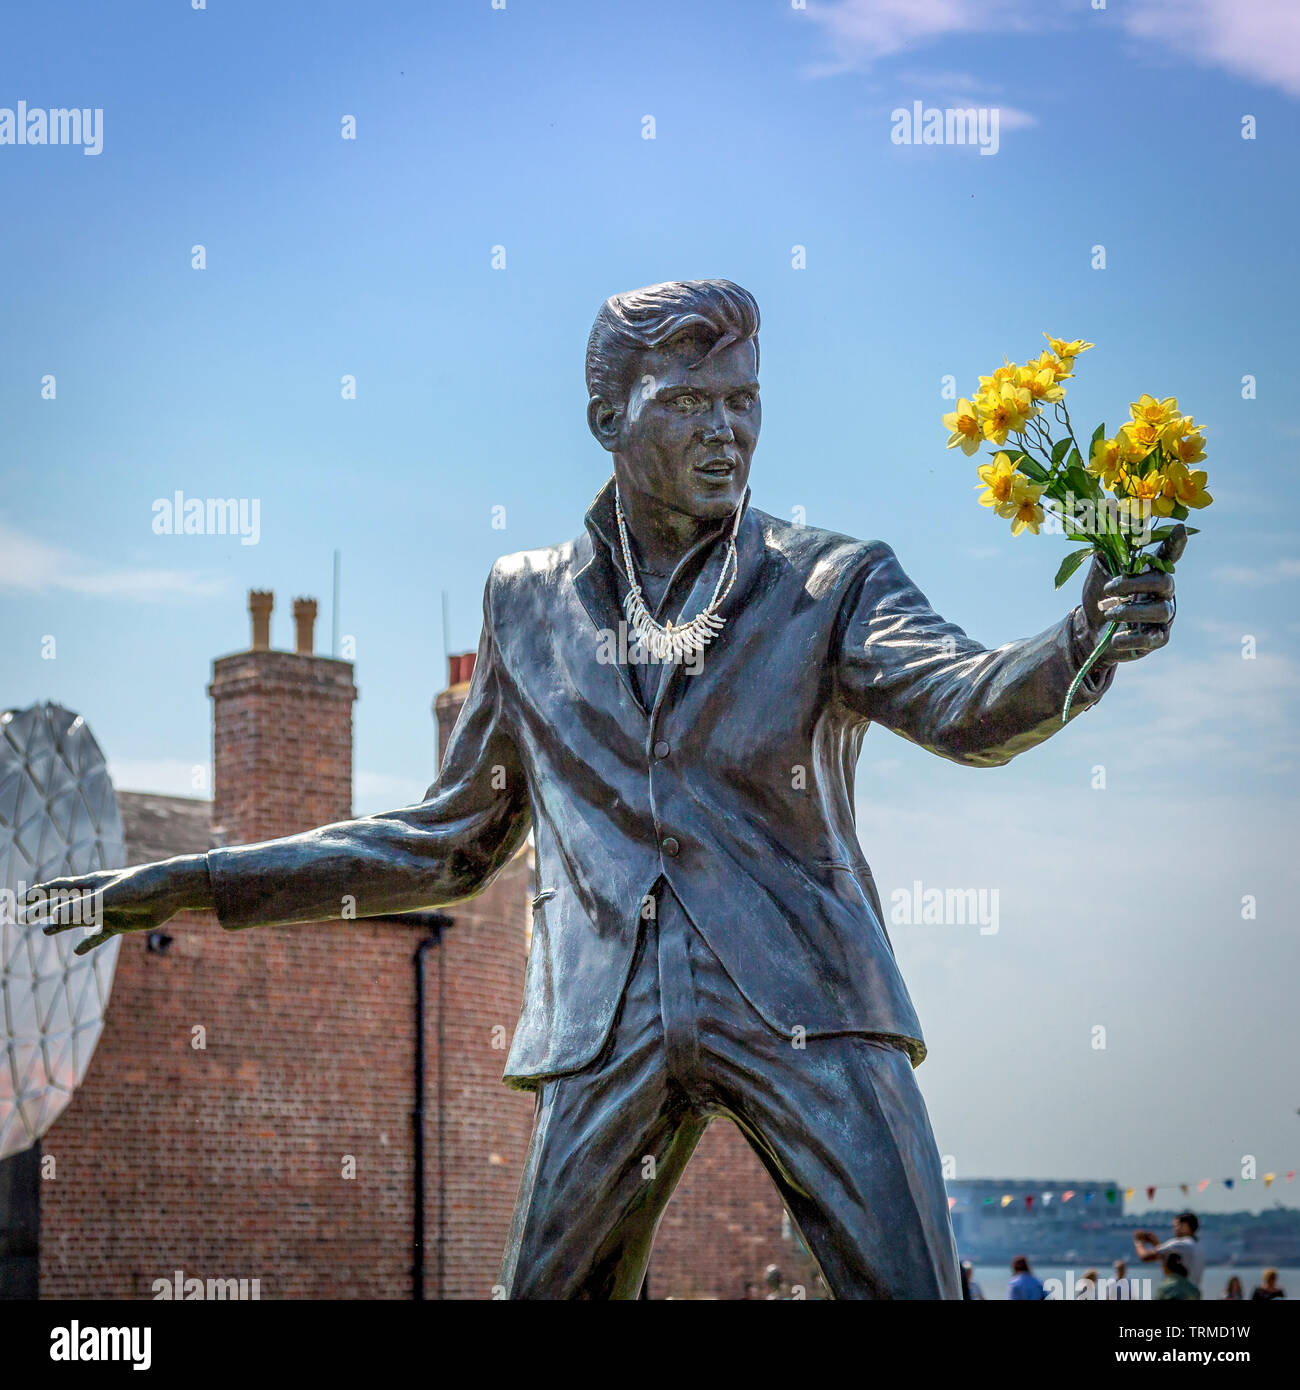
[653,741,670,759]
[661,835,680,857]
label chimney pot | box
[436,650,480,771]
[249,590,274,651]
[448,651,476,686]
[293,597,319,656]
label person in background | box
[1222,1275,1245,1300]
[1156,1251,1201,1301]
[1105,1258,1131,1300]
[960,1261,985,1300]
[1251,1268,1286,1300]
[1008,1255,1046,1300]
[1075,1268,1099,1299]
[1134,1211,1206,1292]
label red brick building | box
[12,591,808,1299]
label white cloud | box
[890,67,1038,128]
[992,106,1037,132]
[895,68,993,94]
[1123,0,1300,99]
[1101,646,1300,773]
[803,0,1036,77]
[804,0,1300,98]
[0,522,226,602]
[1212,558,1300,584]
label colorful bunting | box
[947,1163,1300,1212]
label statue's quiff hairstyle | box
[585,279,760,407]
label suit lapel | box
[571,528,647,717]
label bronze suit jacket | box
[208,480,1114,1087]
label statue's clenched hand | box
[1079,524,1185,663]
[23,854,213,956]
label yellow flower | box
[942,397,984,455]
[1119,419,1161,463]
[1162,418,1208,465]
[1156,461,1213,513]
[1129,393,1180,430]
[1029,350,1073,383]
[995,475,1046,535]
[1044,334,1094,365]
[979,382,1037,444]
[976,452,1018,508]
[1116,471,1164,523]
[1088,436,1128,489]
[1125,471,1165,499]
[977,360,1018,394]
[1014,362,1066,403]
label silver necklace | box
[614,483,741,661]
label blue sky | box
[3,0,1299,1215]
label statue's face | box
[611,336,759,521]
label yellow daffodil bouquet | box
[942,335,1212,720]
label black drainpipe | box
[413,911,453,1301]
[375,909,453,1301]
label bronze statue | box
[29,281,1178,1298]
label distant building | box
[948,1178,1127,1263]
[950,1180,1300,1269]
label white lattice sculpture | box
[0,703,125,1159]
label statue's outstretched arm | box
[28,574,529,953]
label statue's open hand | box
[1080,525,1185,663]
[23,860,195,956]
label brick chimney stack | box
[249,590,273,651]
[292,597,318,655]
[210,589,358,844]
[433,651,477,773]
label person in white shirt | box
[1134,1211,1206,1290]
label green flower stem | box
[1015,425,1053,469]
[1062,616,1119,724]
[1062,544,1146,724]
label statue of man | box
[30,280,1177,1298]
